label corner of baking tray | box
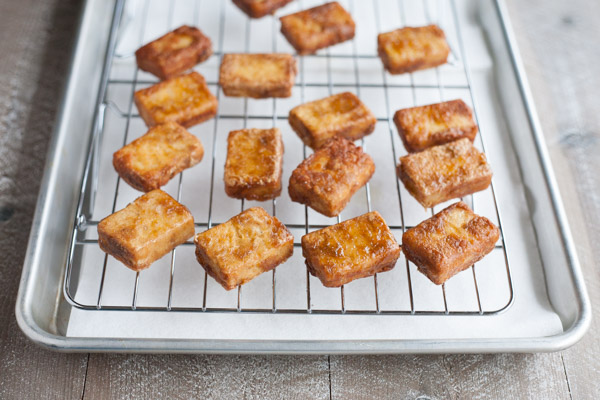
[15,301,69,352]
[490,0,592,348]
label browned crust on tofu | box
[134,71,218,128]
[135,25,213,80]
[194,207,294,290]
[402,201,500,285]
[113,122,204,192]
[288,136,375,217]
[397,138,492,208]
[301,211,401,287]
[232,0,295,18]
[288,92,376,149]
[377,24,449,74]
[393,99,478,153]
[280,2,355,55]
[219,53,297,98]
[224,128,284,201]
[98,190,195,271]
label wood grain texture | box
[505,0,600,398]
[82,354,330,400]
[0,0,87,399]
[331,354,570,400]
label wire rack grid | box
[63,0,513,317]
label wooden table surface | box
[0,0,598,398]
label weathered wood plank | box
[0,319,88,400]
[505,0,600,398]
[0,0,87,399]
[82,354,330,400]
[330,354,569,399]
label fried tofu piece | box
[219,53,297,98]
[402,202,499,285]
[394,99,478,153]
[302,211,401,287]
[194,207,294,290]
[135,25,212,80]
[288,92,376,149]
[397,138,492,208]
[113,122,204,192]
[134,71,218,128]
[288,137,375,217]
[224,128,284,201]
[378,25,450,74]
[98,190,195,271]
[232,0,294,18]
[280,2,355,55]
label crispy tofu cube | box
[232,0,294,18]
[224,128,284,201]
[288,137,375,217]
[397,138,492,208]
[219,53,297,98]
[302,211,401,287]
[280,2,355,55]
[402,201,500,285]
[194,207,294,290]
[134,71,218,128]
[135,25,213,80]
[98,190,195,271]
[378,24,450,74]
[394,99,478,153]
[113,122,204,192]
[288,92,376,149]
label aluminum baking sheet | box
[15,0,590,353]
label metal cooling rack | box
[64,0,513,316]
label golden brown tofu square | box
[288,137,375,217]
[224,128,284,201]
[232,0,295,18]
[378,24,450,74]
[113,122,204,192]
[194,207,294,290]
[280,2,355,55]
[394,99,478,153]
[302,211,401,287]
[397,138,492,208]
[134,71,218,128]
[219,53,297,98]
[402,202,500,285]
[98,190,195,271]
[288,92,376,149]
[135,25,213,80]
